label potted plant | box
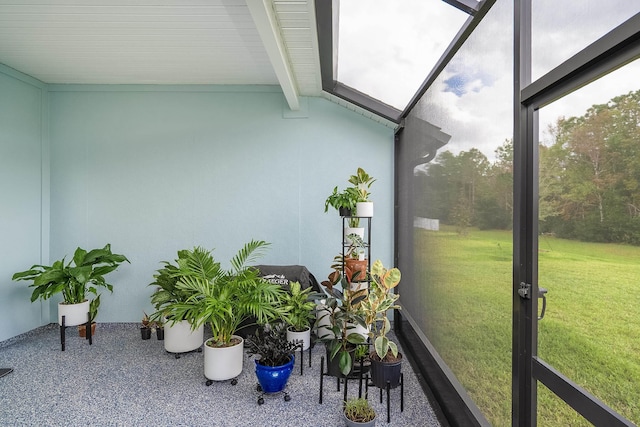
[325,186,360,218]
[149,248,206,354]
[343,397,376,427]
[164,240,288,382]
[78,294,100,338]
[141,312,152,340]
[245,323,298,397]
[316,272,367,377]
[348,167,375,217]
[282,281,322,351]
[12,244,129,327]
[361,260,402,389]
[344,234,368,285]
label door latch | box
[518,282,531,299]
[518,282,548,320]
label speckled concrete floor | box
[0,324,442,427]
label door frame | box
[512,4,640,426]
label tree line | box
[415,90,640,245]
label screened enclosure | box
[392,1,640,426]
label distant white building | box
[414,217,440,231]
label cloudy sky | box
[336,0,639,160]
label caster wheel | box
[205,380,213,386]
[197,348,202,353]
[175,354,180,359]
[284,394,291,402]
[256,385,262,392]
[231,378,238,386]
[258,397,265,405]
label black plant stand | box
[318,355,368,405]
[364,373,404,423]
[291,340,312,376]
[60,313,92,351]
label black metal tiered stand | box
[319,345,405,423]
[60,313,92,351]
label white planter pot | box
[315,302,334,340]
[344,227,365,244]
[349,322,370,340]
[58,300,90,326]
[164,319,204,353]
[356,201,374,217]
[287,326,311,351]
[204,335,244,381]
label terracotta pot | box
[78,322,96,338]
[345,258,368,282]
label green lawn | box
[414,227,640,426]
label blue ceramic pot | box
[254,356,295,393]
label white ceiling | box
[0,0,323,111]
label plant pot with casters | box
[246,323,298,403]
[162,241,288,385]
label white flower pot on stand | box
[164,319,204,354]
[204,335,244,382]
[287,326,311,350]
[344,227,365,244]
[58,300,90,326]
[356,201,374,217]
[315,301,334,340]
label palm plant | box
[164,240,288,347]
[148,248,203,324]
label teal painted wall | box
[0,66,50,341]
[48,86,395,323]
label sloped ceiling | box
[0,0,322,111]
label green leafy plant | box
[88,295,101,323]
[345,233,367,260]
[141,311,152,329]
[148,248,203,325]
[325,186,361,227]
[316,273,367,376]
[245,323,298,367]
[12,244,129,304]
[348,167,376,202]
[324,186,360,214]
[343,397,376,423]
[163,240,288,347]
[361,259,401,361]
[282,281,322,332]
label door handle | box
[538,287,548,320]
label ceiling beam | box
[246,0,300,110]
